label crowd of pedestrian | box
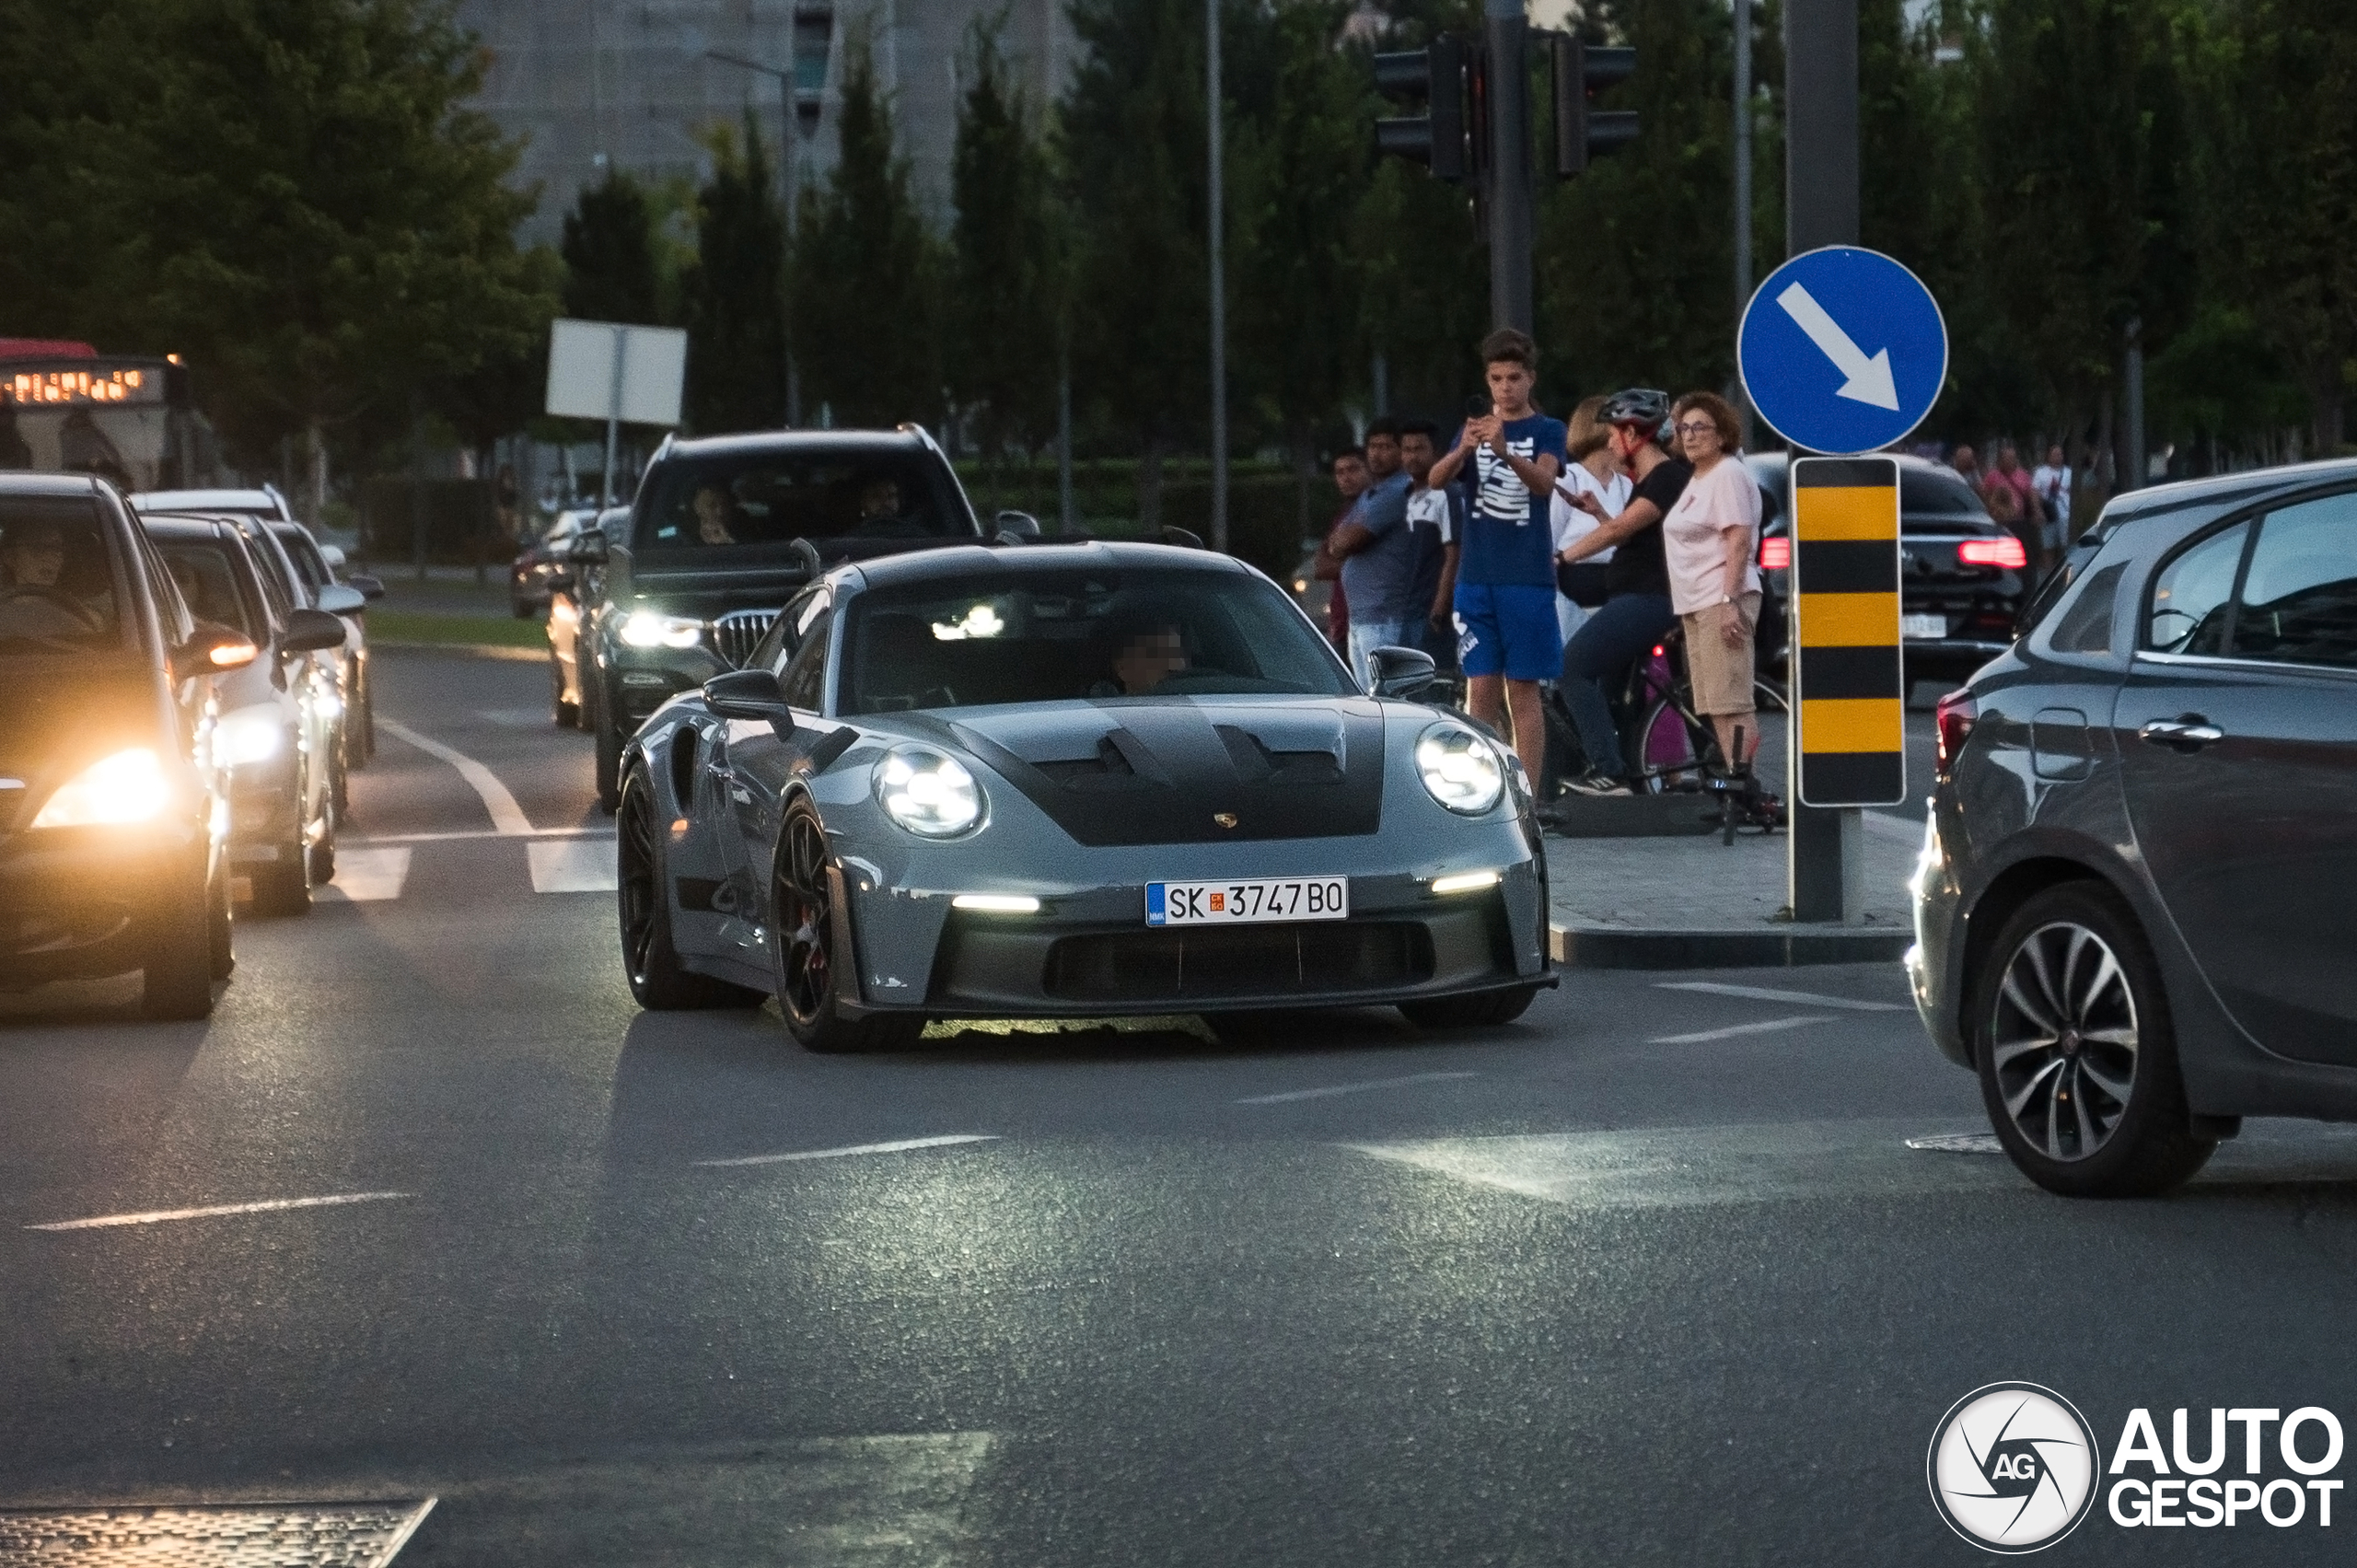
[1940,438,2074,571]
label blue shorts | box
[1453,581,1563,681]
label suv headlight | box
[874,746,984,838]
[216,704,284,766]
[620,610,704,649]
[1415,722,1504,815]
[31,748,171,828]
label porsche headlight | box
[620,610,704,649]
[1415,722,1504,816]
[30,748,171,829]
[874,747,984,838]
[216,704,284,766]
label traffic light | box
[1373,36,1470,182]
[1548,35,1637,177]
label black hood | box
[902,698,1386,846]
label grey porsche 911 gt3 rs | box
[613,540,1552,1051]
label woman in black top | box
[1550,389,1690,796]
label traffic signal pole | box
[1783,0,1862,924]
[1483,1,1534,333]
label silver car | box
[613,541,1552,1051]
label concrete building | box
[457,0,1074,245]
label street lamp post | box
[706,48,804,427]
[1206,0,1229,552]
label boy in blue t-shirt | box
[1425,328,1565,789]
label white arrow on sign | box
[1775,282,1900,411]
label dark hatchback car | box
[1748,451,2027,688]
[1910,457,2357,1196]
[144,516,351,914]
[0,474,259,1016]
[575,427,988,809]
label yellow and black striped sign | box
[1792,456,1905,806]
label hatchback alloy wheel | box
[1989,920,2139,1162]
[776,811,832,1028]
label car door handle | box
[2139,716,2224,749]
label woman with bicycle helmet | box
[1551,388,1688,796]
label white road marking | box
[476,706,559,726]
[1657,981,1910,1012]
[1235,1070,1477,1106]
[1906,1132,2005,1154]
[695,1134,1001,1168]
[26,1191,411,1231]
[324,846,412,901]
[528,838,617,892]
[377,718,534,835]
[1862,810,1923,842]
[1648,1015,1831,1044]
[347,828,612,845]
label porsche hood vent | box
[923,701,1384,845]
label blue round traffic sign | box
[1737,246,1947,456]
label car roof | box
[137,514,240,542]
[129,487,284,515]
[0,471,110,499]
[1743,449,1960,478]
[659,428,934,463]
[845,539,1250,592]
[2097,456,2357,528]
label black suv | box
[575,427,989,809]
[1748,451,2028,689]
[1910,457,2357,1196]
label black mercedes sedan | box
[0,473,257,1016]
[575,426,989,810]
[1748,451,2028,689]
[1910,457,2357,1196]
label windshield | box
[155,538,258,635]
[0,494,122,652]
[840,566,1353,715]
[633,447,969,563]
[1902,469,1990,519]
[273,526,331,592]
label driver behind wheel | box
[0,516,104,636]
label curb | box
[374,641,546,662]
[1549,922,1911,970]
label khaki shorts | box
[1682,592,1761,716]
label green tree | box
[1061,0,1211,528]
[791,30,942,432]
[947,18,1062,479]
[562,168,664,325]
[681,114,787,436]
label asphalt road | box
[2,649,2353,1565]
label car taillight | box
[1935,690,1978,778]
[1958,537,2027,569]
[1759,536,1791,571]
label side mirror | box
[572,528,609,564]
[1365,645,1437,701]
[175,620,258,679]
[314,583,366,616]
[281,608,349,654]
[704,668,796,733]
[993,510,1042,543]
[346,573,386,602]
[319,544,347,568]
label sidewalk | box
[1543,811,1921,970]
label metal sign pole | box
[1782,0,1860,923]
[1483,0,1534,331]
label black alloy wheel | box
[1399,985,1539,1028]
[772,800,923,1053]
[1972,882,2215,1198]
[615,772,761,1010]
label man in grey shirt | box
[1326,416,1419,683]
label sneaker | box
[1562,770,1632,797]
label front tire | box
[1399,985,1538,1028]
[616,772,762,1010]
[591,671,622,814]
[249,790,315,918]
[772,800,924,1053]
[141,875,216,1019]
[1973,882,2214,1198]
[207,864,234,980]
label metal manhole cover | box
[0,1502,434,1567]
[1905,1132,2005,1155]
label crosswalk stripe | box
[528,838,617,893]
[325,846,412,901]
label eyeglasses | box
[1674,421,1720,436]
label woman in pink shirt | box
[1659,392,1763,769]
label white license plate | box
[1902,613,1950,640]
[1147,877,1348,926]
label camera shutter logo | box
[1927,1383,2101,1553]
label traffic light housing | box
[1373,36,1469,182]
[1549,35,1637,177]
